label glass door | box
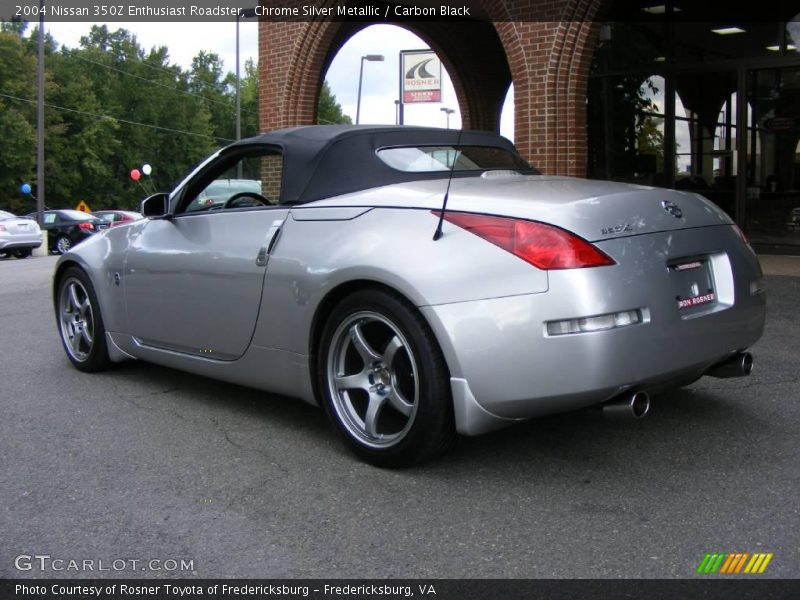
[744,66,800,248]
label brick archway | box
[259,0,605,176]
[258,19,511,132]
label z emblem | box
[662,200,683,219]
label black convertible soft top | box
[224,125,533,205]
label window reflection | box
[588,1,800,249]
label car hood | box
[311,174,733,241]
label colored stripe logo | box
[697,552,773,574]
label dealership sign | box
[401,50,441,103]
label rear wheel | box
[55,235,71,255]
[56,267,112,372]
[13,248,32,258]
[318,289,455,467]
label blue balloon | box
[21,183,32,195]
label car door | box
[123,146,287,360]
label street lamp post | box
[36,0,45,231]
[356,54,384,125]
[236,7,258,143]
[440,107,455,129]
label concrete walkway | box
[759,254,800,277]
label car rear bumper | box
[420,225,766,434]
[0,235,43,251]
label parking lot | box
[1,254,798,579]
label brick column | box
[258,21,337,132]
[489,0,603,175]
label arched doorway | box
[322,25,464,129]
[258,19,511,133]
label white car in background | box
[0,210,43,259]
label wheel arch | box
[52,256,121,335]
[307,279,452,403]
[52,258,87,307]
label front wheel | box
[317,289,455,467]
[56,267,112,372]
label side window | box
[44,213,57,224]
[183,149,284,214]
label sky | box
[43,21,515,139]
[45,20,261,77]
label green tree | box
[239,57,259,138]
[70,26,215,208]
[0,24,248,212]
[0,30,36,212]
[190,51,234,142]
[0,17,27,37]
[317,80,352,125]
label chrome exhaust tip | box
[602,391,650,420]
[707,352,753,379]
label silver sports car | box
[54,125,766,466]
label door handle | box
[255,219,284,267]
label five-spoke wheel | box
[318,289,455,467]
[56,267,112,372]
[327,311,419,448]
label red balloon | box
[130,169,141,181]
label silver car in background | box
[52,126,766,466]
[0,210,42,259]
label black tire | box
[13,248,33,258]
[317,288,456,467]
[55,267,113,372]
[55,235,71,255]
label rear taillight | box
[435,211,615,270]
[732,223,749,244]
[78,222,95,231]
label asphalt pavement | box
[0,254,798,579]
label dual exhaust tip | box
[706,352,754,379]
[602,391,651,420]
[600,352,754,420]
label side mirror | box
[140,193,170,218]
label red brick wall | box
[258,0,604,176]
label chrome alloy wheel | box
[326,311,419,448]
[58,277,95,362]
[56,236,72,254]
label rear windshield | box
[377,145,530,173]
[60,210,95,220]
[0,210,14,219]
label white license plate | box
[670,258,716,311]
